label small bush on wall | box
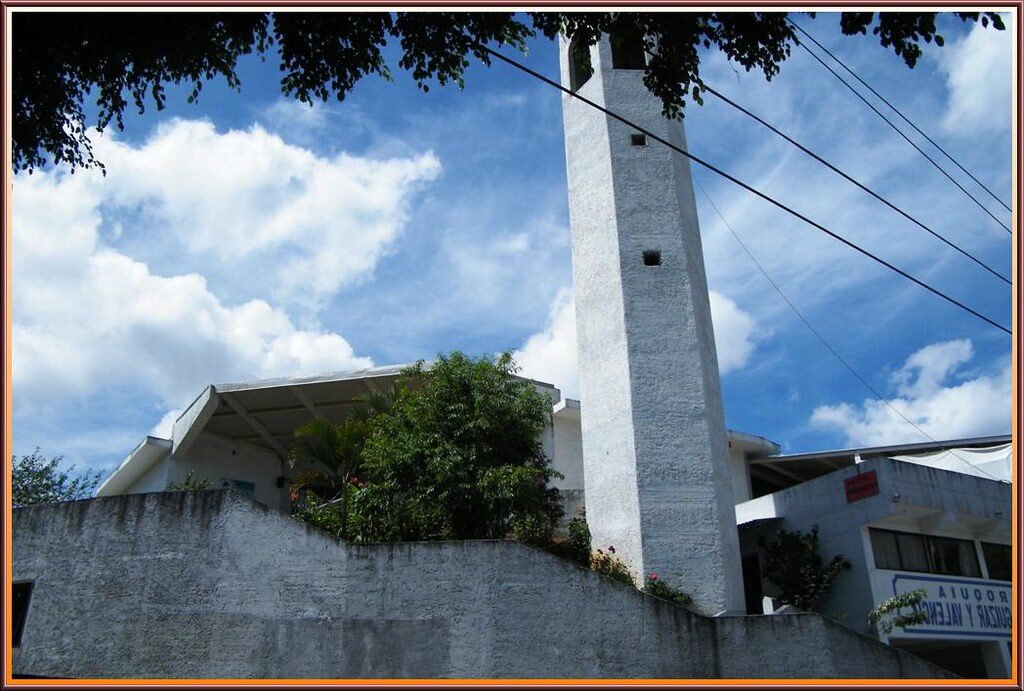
[868,588,928,636]
[758,525,851,612]
[590,546,634,586]
[547,509,592,566]
[644,573,693,607]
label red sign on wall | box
[844,470,879,503]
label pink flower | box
[649,573,659,581]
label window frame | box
[869,528,982,578]
[981,542,1012,582]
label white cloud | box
[261,99,330,133]
[151,409,182,439]
[13,165,374,417]
[90,119,440,308]
[810,339,1010,446]
[938,16,1013,133]
[513,288,578,396]
[709,291,759,374]
[514,288,758,400]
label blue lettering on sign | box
[888,573,1011,639]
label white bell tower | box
[559,34,744,615]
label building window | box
[896,533,931,573]
[871,530,901,570]
[630,133,647,147]
[13,581,33,647]
[869,529,981,577]
[982,542,1011,581]
[568,37,593,92]
[610,33,647,70]
[642,250,662,266]
[928,536,981,577]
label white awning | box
[891,443,1012,483]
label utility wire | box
[702,83,1010,285]
[791,20,1012,214]
[479,45,1011,336]
[790,26,1012,235]
[695,178,1004,482]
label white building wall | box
[736,456,1010,675]
[168,436,288,513]
[129,455,171,493]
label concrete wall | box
[13,491,950,679]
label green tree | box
[288,417,371,539]
[14,11,1004,174]
[12,449,104,507]
[347,352,563,545]
[758,525,852,612]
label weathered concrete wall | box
[13,491,950,679]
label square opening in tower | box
[610,33,647,70]
[643,250,662,266]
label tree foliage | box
[166,470,212,491]
[288,416,371,537]
[11,449,104,507]
[758,524,852,612]
[346,352,563,544]
[13,11,1005,174]
[867,587,929,635]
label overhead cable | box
[791,20,1012,214]
[790,24,1012,235]
[696,177,1004,482]
[703,83,1010,285]
[479,44,1011,336]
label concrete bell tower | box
[559,34,744,615]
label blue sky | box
[11,12,1014,475]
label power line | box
[790,20,1012,215]
[702,83,1010,285]
[479,45,1011,336]
[791,26,1012,235]
[695,178,1004,482]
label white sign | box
[877,572,1011,640]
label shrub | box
[291,489,348,537]
[759,525,851,612]
[167,470,211,491]
[12,449,104,506]
[644,573,693,608]
[868,588,928,636]
[546,509,591,566]
[590,545,634,586]
[350,352,564,544]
